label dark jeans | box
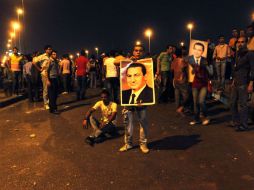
[25,75,35,102]
[104,77,119,102]
[12,71,21,94]
[159,71,174,101]
[174,82,189,109]
[62,73,71,92]
[76,76,87,100]
[215,61,226,89]
[192,87,207,121]
[230,84,248,128]
[48,78,59,111]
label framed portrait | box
[120,58,155,106]
[188,39,208,82]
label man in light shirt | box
[213,36,231,90]
[33,45,53,109]
[103,50,119,103]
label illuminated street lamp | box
[95,47,99,58]
[7,44,11,49]
[187,23,194,41]
[136,40,141,46]
[10,32,16,39]
[145,29,153,53]
[69,54,74,59]
[8,39,12,43]
[76,52,80,57]
[180,42,185,47]
[12,21,21,31]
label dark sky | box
[0,0,253,55]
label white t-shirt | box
[104,57,117,78]
[92,101,117,124]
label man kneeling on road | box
[83,89,118,146]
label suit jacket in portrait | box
[122,85,153,104]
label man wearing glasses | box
[230,36,254,131]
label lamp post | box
[187,23,194,41]
[85,50,89,58]
[95,47,99,58]
[16,8,23,51]
[145,29,153,53]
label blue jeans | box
[230,85,248,128]
[76,76,87,100]
[215,61,226,89]
[175,82,189,109]
[192,87,207,121]
[124,107,148,145]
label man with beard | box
[230,36,254,131]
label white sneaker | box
[45,105,50,110]
[119,144,133,152]
[202,118,210,125]
[140,144,149,154]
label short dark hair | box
[193,42,205,51]
[101,89,110,97]
[80,49,86,56]
[51,50,57,54]
[44,45,52,50]
[13,47,18,51]
[62,54,69,59]
[133,45,145,51]
[126,62,147,76]
[166,44,174,49]
[218,35,225,39]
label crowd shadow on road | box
[57,94,100,106]
[148,134,202,150]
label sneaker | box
[62,92,68,95]
[189,120,201,126]
[119,144,133,152]
[85,136,95,146]
[202,118,210,126]
[140,144,149,154]
[45,105,50,110]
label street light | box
[69,54,73,59]
[187,23,194,41]
[7,44,11,48]
[136,40,141,45]
[180,42,185,47]
[145,29,153,53]
[85,50,89,58]
[76,52,80,57]
[95,47,99,58]
[8,39,12,43]
[10,32,16,39]
[16,8,24,51]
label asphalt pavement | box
[1,88,254,190]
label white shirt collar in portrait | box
[129,84,147,104]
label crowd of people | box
[0,22,254,153]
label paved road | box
[1,89,254,190]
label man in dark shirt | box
[231,37,254,131]
[47,50,60,114]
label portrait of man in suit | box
[121,62,154,105]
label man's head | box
[44,45,52,55]
[232,29,238,38]
[126,63,147,92]
[132,45,144,59]
[166,44,174,54]
[51,50,57,60]
[62,54,69,59]
[100,89,110,105]
[13,47,18,54]
[193,42,205,59]
[218,35,225,44]
[236,37,247,50]
[247,23,254,38]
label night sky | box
[0,0,253,55]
